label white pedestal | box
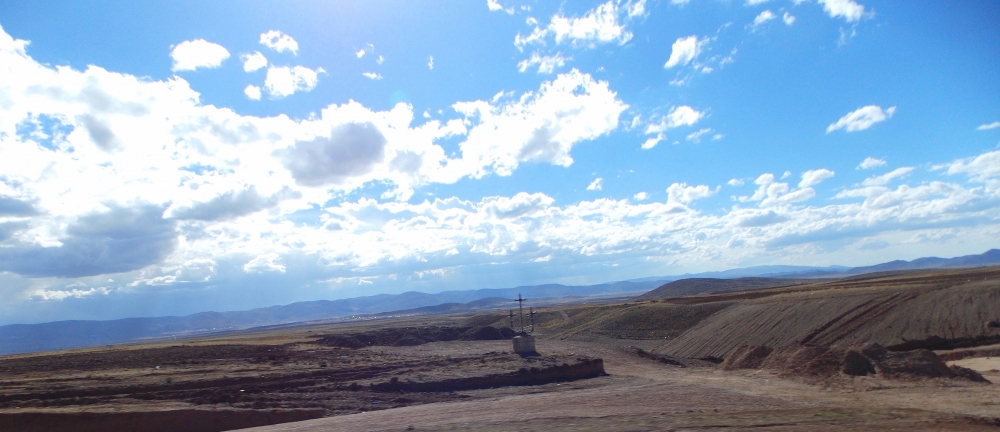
[512,335,537,356]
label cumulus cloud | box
[264,65,324,98]
[168,186,301,221]
[827,105,896,133]
[0,205,176,278]
[799,169,835,188]
[664,36,707,68]
[978,121,1000,131]
[243,253,286,273]
[428,56,434,70]
[0,196,38,216]
[514,0,643,50]
[740,173,819,206]
[487,0,514,14]
[362,72,383,80]
[633,192,649,201]
[752,10,776,28]
[646,106,705,134]
[667,182,716,204]
[938,150,1000,182]
[260,30,299,54]
[587,178,604,191]
[451,69,627,176]
[279,122,388,187]
[641,106,705,149]
[818,0,867,22]
[518,52,570,74]
[241,51,267,72]
[857,157,887,170]
[244,84,262,100]
[862,167,914,186]
[783,12,796,25]
[170,39,230,72]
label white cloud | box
[862,167,914,186]
[260,30,299,54]
[827,105,896,133]
[241,51,267,72]
[243,85,262,100]
[783,12,796,25]
[517,52,570,74]
[667,183,716,205]
[646,106,705,134]
[356,49,366,58]
[264,65,324,98]
[514,0,640,50]
[376,55,384,65]
[362,72,383,80]
[243,253,286,273]
[938,150,1000,182]
[641,134,664,150]
[746,0,770,4]
[428,56,434,70]
[818,0,867,22]
[170,39,230,72]
[728,178,746,187]
[587,178,604,190]
[799,169,835,188]
[664,36,707,68]
[450,69,628,176]
[633,192,649,201]
[487,0,514,14]
[857,157,887,170]
[686,128,713,142]
[752,10,776,28]
[978,121,1000,131]
[740,173,818,206]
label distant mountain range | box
[2,249,998,355]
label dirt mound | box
[720,345,773,370]
[314,326,513,349]
[622,346,719,368]
[662,267,1000,359]
[367,358,605,392]
[721,343,990,383]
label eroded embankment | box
[661,268,1000,359]
[720,343,989,384]
[368,358,605,392]
[0,408,324,432]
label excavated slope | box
[661,267,1000,359]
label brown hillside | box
[659,267,1000,359]
[634,277,812,301]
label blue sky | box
[0,0,998,324]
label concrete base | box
[512,335,537,356]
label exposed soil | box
[660,267,1000,359]
[722,342,990,384]
[313,325,515,349]
[0,325,602,432]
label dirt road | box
[238,339,1000,431]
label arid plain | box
[3,267,1000,431]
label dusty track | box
[238,339,1000,431]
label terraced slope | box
[634,277,812,301]
[659,267,1000,359]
